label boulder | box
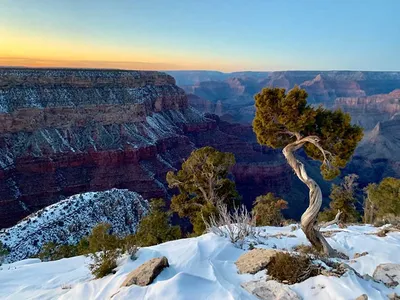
[388,293,400,300]
[121,256,169,287]
[355,294,368,300]
[235,249,279,274]
[242,280,302,300]
[373,263,400,287]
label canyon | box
[0,68,295,229]
[169,70,400,187]
[1,68,399,229]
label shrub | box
[373,214,400,228]
[120,234,138,260]
[364,177,400,224]
[135,199,181,247]
[38,242,78,261]
[203,203,255,247]
[252,193,288,226]
[87,223,120,253]
[85,223,122,279]
[267,252,317,284]
[89,248,120,279]
[319,174,360,223]
[0,242,8,265]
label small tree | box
[364,177,400,224]
[252,193,288,226]
[38,242,78,261]
[0,242,8,265]
[319,174,360,223]
[253,87,363,256]
[135,198,181,247]
[167,146,240,235]
[87,223,121,278]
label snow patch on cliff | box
[0,189,149,263]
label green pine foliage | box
[38,242,78,261]
[252,193,288,226]
[167,146,240,235]
[364,177,400,224]
[135,198,181,247]
[86,223,121,279]
[253,86,363,180]
[319,174,360,223]
[0,241,8,265]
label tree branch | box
[318,210,342,229]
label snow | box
[0,189,148,263]
[1,224,400,300]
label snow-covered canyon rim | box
[1,224,399,300]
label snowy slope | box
[0,189,148,263]
[1,225,400,300]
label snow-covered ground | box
[1,224,400,300]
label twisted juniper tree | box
[253,86,363,256]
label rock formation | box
[121,256,169,287]
[0,68,293,228]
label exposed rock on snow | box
[373,263,400,287]
[354,252,369,259]
[355,294,368,300]
[121,256,169,287]
[241,280,301,300]
[1,225,400,300]
[235,248,279,274]
[388,293,400,300]
[0,189,148,263]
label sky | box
[0,0,399,72]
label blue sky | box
[1,0,399,71]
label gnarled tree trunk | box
[282,136,337,256]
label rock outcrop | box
[241,280,302,300]
[0,68,293,228]
[0,189,148,262]
[373,263,400,287]
[336,89,400,130]
[235,248,279,274]
[121,256,169,287]
[171,70,400,125]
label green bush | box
[364,177,400,224]
[0,241,8,265]
[120,234,138,260]
[252,193,288,226]
[135,199,181,247]
[89,249,120,279]
[87,223,120,253]
[319,174,360,223]
[38,242,78,261]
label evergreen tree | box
[364,177,400,224]
[0,241,8,265]
[252,193,288,226]
[253,86,363,256]
[135,198,181,246]
[167,146,240,235]
[319,174,360,223]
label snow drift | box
[1,224,400,299]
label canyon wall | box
[171,71,400,124]
[0,68,293,228]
